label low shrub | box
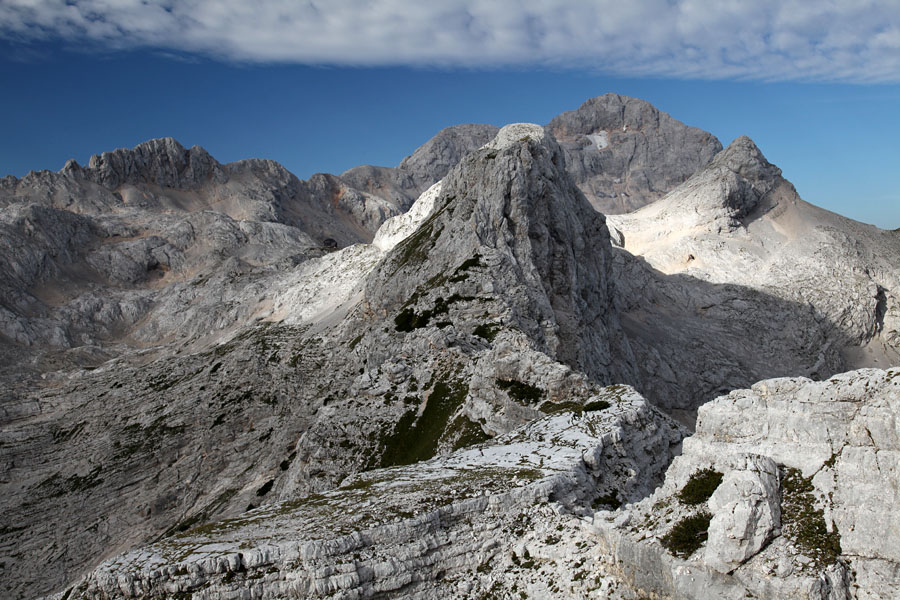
[661,511,712,558]
[677,468,723,505]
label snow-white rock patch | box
[588,131,609,150]
[482,123,546,152]
[372,181,443,252]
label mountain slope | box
[608,136,900,374]
[0,123,645,598]
[1,98,898,599]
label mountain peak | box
[81,137,226,190]
[366,121,630,385]
[712,135,782,183]
[545,93,723,214]
[482,122,549,151]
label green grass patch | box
[376,375,470,467]
[473,323,500,341]
[584,400,611,412]
[496,378,544,403]
[392,207,445,270]
[677,468,723,506]
[395,294,475,332]
[661,511,712,558]
[449,253,483,282]
[445,414,492,450]
[781,467,842,567]
[538,400,584,414]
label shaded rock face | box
[547,94,723,214]
[607,136,900,412]
[339,123,500,212]
[398,122,502,194]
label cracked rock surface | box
[592,367,900,600]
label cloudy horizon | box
[2,0,900,83]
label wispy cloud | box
[1,0,899,82]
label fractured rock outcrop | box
[592,367,900,600]
[53,387,683,600]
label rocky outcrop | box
[592,367,900,600]
[52,388,683,600]
[48,366,900,600]
[81,138,227,190]
[547,94,723,214]
[364,123,635,386]
[398,123,501,191]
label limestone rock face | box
[339,123,500,212]
[365,122,634,385]
[398,123,501,193]
[83,138,227,190]
[705,456,781,574]
[592,367,900,600]
[52,389,684,600]
[547,93,723,213]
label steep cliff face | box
[364,123,634,385]
[547,94,723,214]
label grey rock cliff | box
[82,137,227,190]
[547,94,723,214]
[339,123,500,212]
[364,123,635,385]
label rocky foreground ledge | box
[51,387,683,599]
[51,367,899,599]
[593,367,900,600]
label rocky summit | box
[0,95,898,600]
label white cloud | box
[1,0,899,82]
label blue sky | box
[1,1,899,228]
